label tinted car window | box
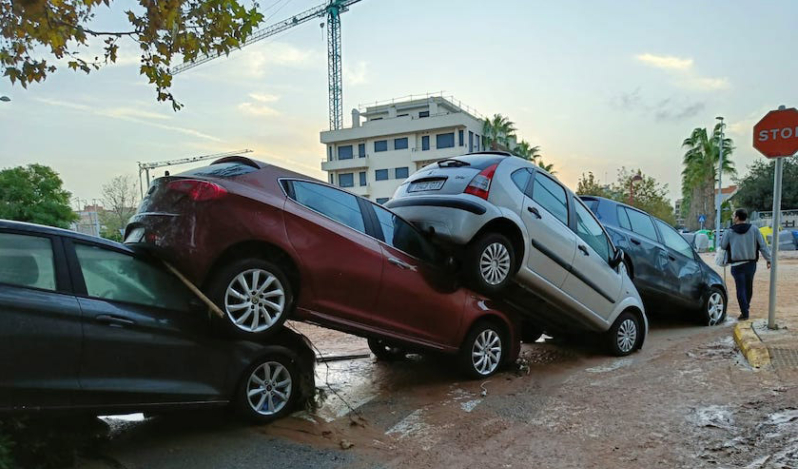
[444,154,505,170]
[574,201,611,262]
[177,161,257,178]
[655,219,694,259]
[624,207,658,241]
[0,233,56,291]
[581,198,599,213]
[617,206,632,230]
[291,181,366,233]
[511,169,530,193]
[373,205,442,264]
[531,172,568,225]
[75,244,192,311]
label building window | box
[476,134,481,151]
[374,140,388,152]
[394,137,408,150]
[328,146,332,161]
[339,173,354,188]
[338,145,353,160]
[329,173,334,184]
[421,135,430,151]
[458,130,464,147]
[359,171,367,186]
[375,169,389,181]
[358,143,366,158]
[469,131,474,152]
[436,132,455,149]
[398,113,408,117]
[395,167,409,179]
[419,111,430,118]
[376,198,389,205]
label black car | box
[580,197,727,326]
[0,220,314,422]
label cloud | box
[610,89,705,122]
[635,53,693,71]
[35,97,222,141]
[634,52,730,91]
[344,61,370,85]
[249,93,280,103]
[238,43,318,78]
[238,102,280,117]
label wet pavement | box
[78,315,798,469]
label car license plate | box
[125,227,145,243]
[408,179,445,192]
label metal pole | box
[768,156,784,330]
[715,117,724,250]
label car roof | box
[0,219,135,252]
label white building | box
[320,95,487,203]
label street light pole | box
[715,116,724,250]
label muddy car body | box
[126,156,520,378]
[0,220,315,422]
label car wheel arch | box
[203,240,301,298]
[471,217,526,274]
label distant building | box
[714,185,738,207]
[71,204,103,237]
[319,94,489,203]
[674,199,685,227]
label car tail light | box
[166,179,227,201]
[464,163,498,200]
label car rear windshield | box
[177,162,257,178]
[447,154,506,170]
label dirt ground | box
[79,254,798,469]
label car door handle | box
[630,238,641,246]
[388,257,416,271]
[527,206,542,219]
[95,314,135,327]
[578,245,590,256]
[658,249,676,261]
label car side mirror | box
[609,248,624,269]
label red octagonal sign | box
[753,108,798,158]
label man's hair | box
[734,208,748,221]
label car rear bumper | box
[386,195,494,245]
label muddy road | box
[83,307,798,469]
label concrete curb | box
[733,321,771,368]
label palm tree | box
[681,122,735,230]
[511,140,541,161]
[537,160,556,174]
[482,114,516,151]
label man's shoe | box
[737,314,749,321]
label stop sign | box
[753,107,798,158]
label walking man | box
[720,208,771,320]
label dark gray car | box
[580,197,727,326]
[0,220,314,422]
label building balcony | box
[346,184,371,197]
[321,156,370,172]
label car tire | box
[465,233,516,294]
[459,321,507,379]
[701,287,727,326]
[606,311,641,357]
[208,258,293,339]
[368,338,406,361]
[234,351,300,424]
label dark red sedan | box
[126,156,519,378]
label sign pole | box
[767,155,784,330]
[715,117,724,250]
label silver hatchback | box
[386,152,647,356]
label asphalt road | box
[81,314,798,469]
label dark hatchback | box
[580,197,727,326]
[0,220,314,422]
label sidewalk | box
[703,251,798,371]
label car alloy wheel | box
[225,268,286,333]
[246,361,293,416]
[479,242,511,286]
[706,292,725,326]
[616,318,637,354]
[472,329,502,376]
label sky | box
[1,0,797,208]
